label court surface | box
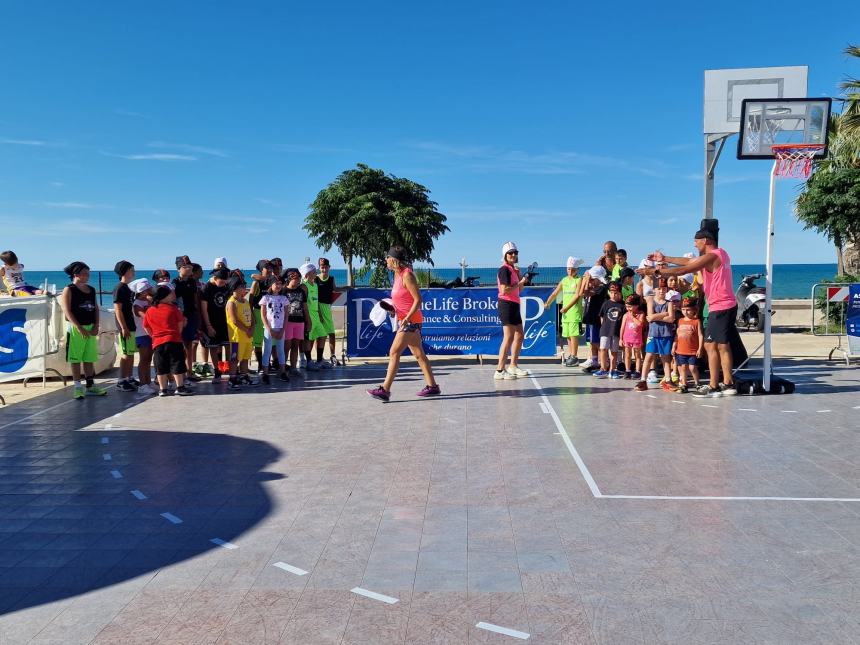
[0,359,858,644]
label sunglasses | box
[506,251,519,256]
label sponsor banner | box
[0,296,54,380]
[847,285,860,356]
[347,288,556,357]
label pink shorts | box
[284,321,305,341]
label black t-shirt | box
[582,285,607,325]
[201,281,229,329]
[283,286,307,322]
[172,277,198,318]
[249,276,273,310]
[497,265,518,287]
[317,275,335,305]
[112,282,135,331]
[68,283,98,326]
[599,299,625,338]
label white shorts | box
[599,336,619,352]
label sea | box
[20,263,838,302]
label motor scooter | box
[735,273,766,331]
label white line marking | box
[671,400,686,404]
[160,512,182,524]
[476,622,530,640]
[538,402,549,414]
[0,399,73,431]
[601,494,860,502]
[103,453,112,461]
[854,406,860,410]
[110,470,122,479]
[130,490,147,500]
[817,410,831,413]
[101,437,109,444]
[351,587,399,604]
[782,410,798,414]
[528,374,602,497]
[738,408,757,412]
[273,562,308,576]
[210,538,238,550]
[700,404,718,408]
[645,394,657,399]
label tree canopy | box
[304,164,449,286]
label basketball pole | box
[763,161,778,392]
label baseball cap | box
[386,247,408,262]
[151,269,170,283]
[213,257,228,268]
[694,229,716,242]
[501,242,518,259]
[587,266,608,284]
[299,263,316,278]
[666,289,681,302]
[130,278,153,294]
[156,280,174,291]
[566,256,583,269]
[211,267,230,280]
[175,255,192,269]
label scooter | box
[735,273,766,331]
[429,275,481,288]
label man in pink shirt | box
[637,228,738,398]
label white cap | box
[130,278,153,294]
[213,257,228,268]
[501,241,518,259]
[156,281,175,292]
[587,266,608,284]
[299,262,316,278]
[666,290,682,302]
[369,298,395,327]
[566,256,584,269]
[638,258,655,269]
[682,273,694,284]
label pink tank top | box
[497,264,521,303]
[622,312,645,346]
[701,248,735,312]
[392,267,422,323]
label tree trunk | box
[843,235,860,277]
[347,254,354,287]
[835,232,845,277]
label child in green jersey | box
[545,256,585,366]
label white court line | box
[700,404,718,408]
[528,374,602,497]
[738,408,757,412]
[101,437,109,444]
[210,538,238,550]
[130,490,147,500]
[103,453,112,461]
[538,402,549,414]
[645,394,657,399]
[273,561,308,576]
[0,399,73,431]
[854,406,860,410]
[782,410,798,414]
[110,470,122,479]
[671,400,686,405]
[160,512,183,524]
[476,622,530,640]
[350,587,399,604]
[817,410,831,413]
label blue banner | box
[347,287,556,357]
[847,284,860,356]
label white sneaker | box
[508,366,529,377]
[493,369,515,380]
[646,370,660,384]
[139,383,158,395]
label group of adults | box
[366,227,743,401]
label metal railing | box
[810,282,858,365]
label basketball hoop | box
[772,143,824,179]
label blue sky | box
[1,1,857,270]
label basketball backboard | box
[737,97,831,159]
[704,66,808,135]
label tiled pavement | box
[0,359,858,644]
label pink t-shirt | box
[391,267,422,323]
[701,248,735,312]
[497,264,521,303]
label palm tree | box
[839,44,860,136]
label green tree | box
[305,164,449,287]
[840,44,860,136]
[795,168,860,275]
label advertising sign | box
[847,284,860,356]
[0,296,55,382]
[347,287,555,357]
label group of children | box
[58,255,339,399]
[547,245,707,395]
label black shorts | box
[201,323,229,348]
[498,299,523,326]
[705,306,737,344]
[153,342,188,375]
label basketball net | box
[772,143,824,179]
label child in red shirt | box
[143,284,193,397]
[672,297,704,393]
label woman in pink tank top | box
[367,246,440,402]
[495,241,531,380]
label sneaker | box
[299,355,307,369]
[176,385,194,396]
[609,371,621,379]
[200,363,213,377]
[158,389,170,397]
[719,383,738,396]
[564,356,577,367]
[186,373,202,383]
[508,366,529,377]
[262,373,271,385]
[692,385,721,398]
[660,380,674,392]
[72,385,85,400]
[86,385,107,396]
[617,361,626,373]
[624,371,632,380]
[592,370,608,378]
[674,384,688,394]
[128,378,141,387]
[578,358,592,367]
[366,385,390,402]
[416,384,441,397]
[278,371,290,382]
[227,378,242,390]
[631,371,641,380]
[116,379,136,392]
[239,374,258,387]
[646,370,660,384]
[494,369,515,380]
[581,361,598,373]
[633,381,649,392]
[330,356,339,367]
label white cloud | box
[210,215,276,224]
[101,151,197,161]
[147,141,229,158]
[255,197,280,206]
[0,216,176,236]
[50,181,65,188]
[0,138,48,146]
[447,206,583,224]
[271,143,352,154]
[34,201,111,209]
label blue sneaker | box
[593,370,608,379]
[609,370,621,379]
